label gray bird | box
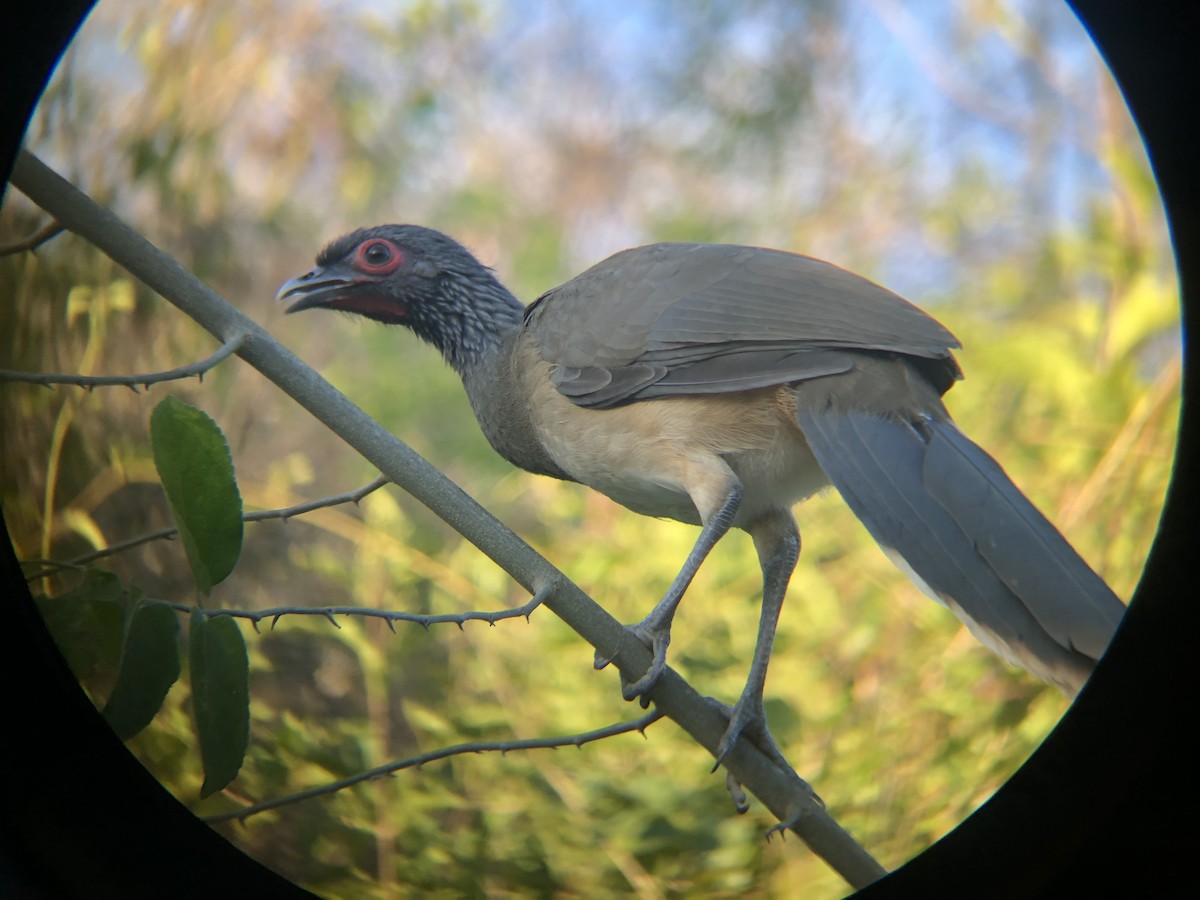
[277,225,1126,766]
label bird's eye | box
[356,239,404,275]
[364,243,390,265]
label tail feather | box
[794,406,1125,694]
[922,421,1124,659]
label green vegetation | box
[1,1,1177,896]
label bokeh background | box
[1,1,1179,896]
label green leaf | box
[37,569,127,683]
[102,596,182,740]
[190,612,249,798]
[150,396,243,594]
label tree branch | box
[0,330,247,390]
[24,476,390,579]
[163,583,547,633]
[8,149,886,890]
[203,710,667,825]
[243,474,388,521]
[0,219,64,256]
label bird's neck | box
[423,274,525,378]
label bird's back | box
[524,242,962,410]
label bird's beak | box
[275,265,359,314]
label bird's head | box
[277,224,482,324]
[276,224,523,370]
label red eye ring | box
[355,238,405,275]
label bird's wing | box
[524,243,961,408]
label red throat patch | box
[328,292,409,324]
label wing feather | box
[526,243,960,407]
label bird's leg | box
[598,479,743,704]
[713,510,800,771]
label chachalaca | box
[277,225,1126,766]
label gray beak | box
[275,267,356,314]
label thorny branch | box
[0,331,247,391]
[24,476,390,579]
[164,583,548,633]
[29,469,541,627]
[203,710,666,824]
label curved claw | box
[707,696,790,774]
[766,786,826,840]
[766,805,807,841]
[765,821,790,842]
[713,726,743,771]
[620,628,670,701]
[725,772,750,814]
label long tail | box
[794,406,1126,695]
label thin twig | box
[24,476,390,579]
[24,526,178,580]
[164,582,550,633]
[0,220,65,256]
[243,475,389,521]
[0,330,247,391]
[203,710,666,824]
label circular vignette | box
[0,3,311,897]
[1,2,1196,897]
[860,2,1200,893]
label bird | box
[277,224,1126,768]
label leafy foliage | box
[190,611,251,797]
[150,396,242,594]
[102,593,181,740]
[35,568,126,687]
[33,395,253,793]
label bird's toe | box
[709,697,790,773]
[724,772,750,815]
[619,622,671,701]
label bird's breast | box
[524,360,828,526]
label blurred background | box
[1,0,1179,896]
